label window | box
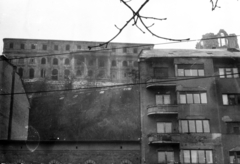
[31,44,36,49]
[9,43,14,49]
[88,59,94,66]
[219,68,239,78]
[158,151,174,164]
[177,64,204,76]
[29,58,35,64]
[41,58,46,64]
[88,70,93,77]
[76,70,82,76]
[157,122,172,133]
[54,45,58,51]
[111,60,117,67]
[112,47,116,52]
[123,61,128,67]
[41,69,46,78]
[52,69,58,80]
[156,94,170,105]
[179,120,210,133]
[99,60,105,67]
[66,45,70,51]
[65,58,70,65]
[29,68,34,79]
[42,44,47,50]
[227,122,240,134]
[123,47,127,53]
[53,58,58,65]
[64,69,70,80]
[133,48,138,53]
[154,67,168,78]
[222,94,240,105]
[18,68,23,78]
[180,92,207,104]
[77,45,81,49]
[230,151,240,163]
[183,150,213,164]
[20,44,25,49]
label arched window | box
[76,70,82,76]
[18,68,23,78]
[133,61,138,67]
[88,70,93,77]
[41,69,46,78]
[53,58,58,65]
[123,61,128,67]
[65,58,70,65]
[52,69,58,80]
[64,69,70,79]
[41,58,46,64]
[29,68,34,79]
[84,160,96,164]
[111,60,117,67]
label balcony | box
[148,133,220,145]
[148,133,180,144]
[147,105,178,115]
[146,78,176,89]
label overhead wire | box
[0,72,239,96]
[0,35,239,61]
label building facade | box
[139,49,240,164]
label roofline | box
[3,38,154,46]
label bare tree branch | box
[210,0,220,10]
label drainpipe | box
[8,65,16,140]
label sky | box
[0,0,240,54]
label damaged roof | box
[140,49,240,58]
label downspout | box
[8,65,16,140]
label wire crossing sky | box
[0,0,240,53]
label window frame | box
[180,92,207,104]
[156,94,171,105]
[183,150,213,164]
[157,151,174,164]
[219,68,239,78]
[222,94,240,105]
[177,64,205,77]
[229,151,240,164]
[179,120,210,133]
[157,122,172,133]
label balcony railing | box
[146,78,176,88]
[147,105,178,115]
[148,133,218,145]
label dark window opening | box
[66,45,70,51]
[53,58,58,65]
[31,44,36,49]
[64,69,70,80]
[65,58,70,65]
[41,69,46,78]
[222,94,240,105]
[133,48,138,53]
[123,61,128,67]
[18,68,23,78]
[229,151,240,164]
[111,60,117,67]
[52,69,58,80]
[41,58,46,64]
[54,45,59,51]
[29,68,34,79]
[20,44,25,49]
[76,70,82,76]
[9,43,14,49]
[43,44,47,50]
[99,60,105,67]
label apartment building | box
[139,49,240,164]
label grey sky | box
[0,0,239,53]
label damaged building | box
[139,49,240,164]
[196,29,239,49]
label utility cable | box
[0,72,239,96]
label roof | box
[140,49,240,58]
[3,38,154,46]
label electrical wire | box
[0,72,239,96]
[0,35,239,61]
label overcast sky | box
[0,0,240,54]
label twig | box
[210,0,220,10]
